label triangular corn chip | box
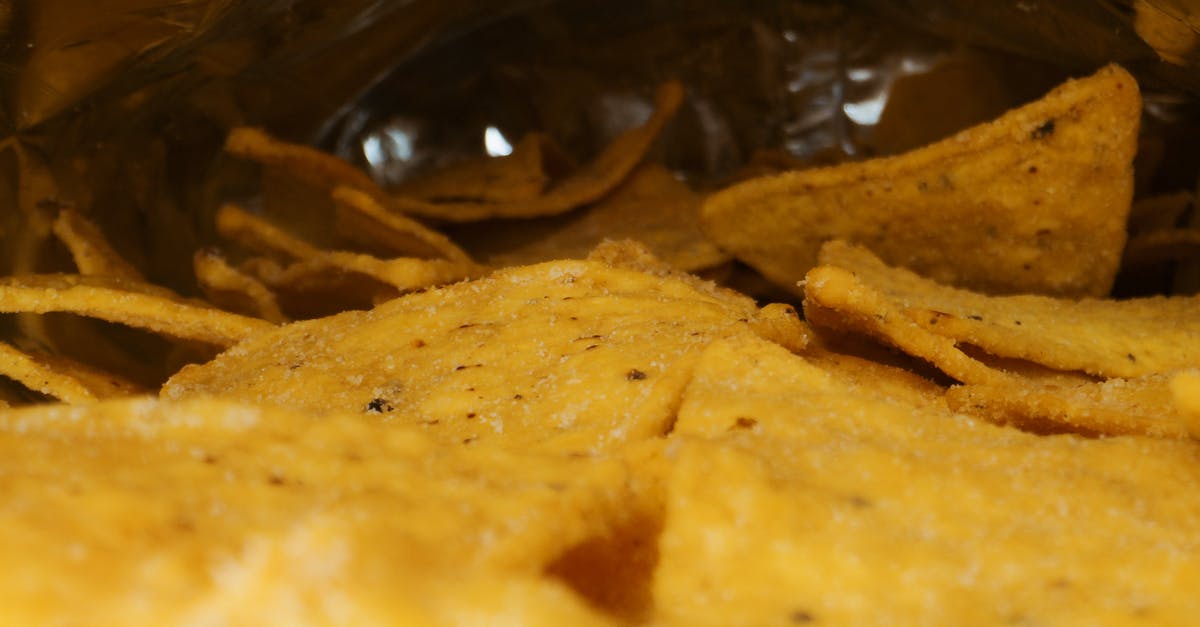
[654,333,1200,625]
[163,256,801,454]
[703,64,1140,297]
[0,397,632,625]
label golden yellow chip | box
[194,249,288,324]
[0,397,631,625]
[0,340,143,403]
[0,274,274,346]
[1170,370,1200,437]
[655,333,1200,625]
[393,81,687,222]
[331,185,474,263]
[703,64,1140,297]
[815,239,1200,379]
[225,127,384,198]
[216,204,478,314]
[449,163,729,272]
[391,132,569,203]
[163,256,796,454]
[51,207,143,280]
[946,373,1191,438]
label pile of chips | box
[5,64,1200,624]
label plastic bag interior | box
[1,0,1198,289]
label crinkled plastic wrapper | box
[1,0,1199,291]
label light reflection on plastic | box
[362,135,385,169]
[484,126,513,157]
[843,90,888,125]
[387,128,415,161]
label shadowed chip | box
[449,163,729,273]
[194,249,288,324]
[394,81,686,222]
[654,333,1200,625]
[332,186,474,263]
[391,132,570,203]
[163,254,804,454]
[0,397,631,625]
[225,82,684,224]
[52,208,143,281]
[215,204,479,314]
[702,64,1140,297]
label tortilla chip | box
[815,240,1200,379]
[225,127,383,198]
[216,204,478,313]
[803,263,999,385]
[946,373,1191,438]
[655,333,1200,625]
[331,185,474,263]
[0,340,143,403]
[703,64,1140,297]
[1170,370,1200,437]
[1128,191,1193,236]
[0,274,274,346]
[51,207,143,280]
[215,203,322,261]
[0,397,629,625]
[1123,228,1200,266]
[448,163,728,272]
[194,249,288,324]
[391,132,568,203]
[162,257,793,454]
[393,81,686,222]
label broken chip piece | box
[703,64,1140,297]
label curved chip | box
[815,240,1200,379]
[52,208,143,280]
[449,163,729,272]
[391,132,567,203]
[163,257,794,454]
[194,249,288,324]
[331,186,474,264]
[225,127,383,197]
[0,274,274,346]
[703,64,1140,297]
[0,340,143,403]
